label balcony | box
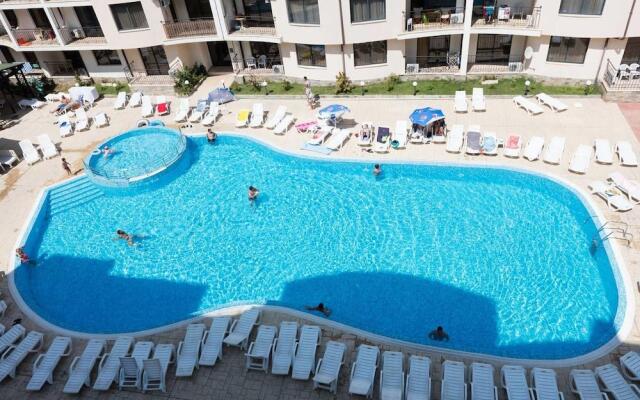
[403,7,465,33]
[229,16,277,38]
[603,59,640,92]
[467,54,525,74]
[471,6,541,29]
[235,56,284,76]
[58,26,106,45]
[404,55,461,74]
[163,18,216,40]
[12,28,58,47]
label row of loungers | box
[235,103,295,134]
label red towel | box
[157,103,168,114]
[506,135,519,149]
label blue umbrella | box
[409,107,445,126]
[208,88,236,104]
[318,104,350,119]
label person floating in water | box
[428,326,449,341]
[102,145,113,158]
[207,129,217,143]
[306,303,331,317]
[373,164,382,177]
[115,229,134,246]
[16,247,35,265]
[248,186,259,203]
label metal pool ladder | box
[592,220,634,247]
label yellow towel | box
[237,110,250,121]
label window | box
[547,36,590,63]
[93,50,121,66]
[296,44,326,67]
[559,0,605,15]
[110,2,149,31]
[350,0,385,23]
[288,0,320,24]
[4,10,18,29]
[354,41,387,66]
[622,38,640,65]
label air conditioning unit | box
[272,64,284,74]
[406,63,419,74]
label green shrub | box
[281,79,293,91]
[385,74,400,91]
[335,72,353,94]
[173,63,207,96]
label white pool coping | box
[7,132,636,368]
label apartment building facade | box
[0,0,638,92]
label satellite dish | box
[158,0,170,7]
[524,47,534,60]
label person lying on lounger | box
[50,95,71,114]
[306,303,331,317]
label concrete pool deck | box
[0,95,640,398]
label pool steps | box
[47,177,103,217]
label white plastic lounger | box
[569,369,608,400]
[142,343,175,393]
[0,302,6,319]
[75,108,90,131]
[621,352,640,381]
[473,87,486,111]
[63,339,105,394]
[589,181,633,212]
[155,96,170,115]
[266,105,287,129]
[472,362,498,400]
[118,341,154,390]
[406,355,431,400]
[380,351,404,400]
[0,331,44,382]
[94,112,109,128]
[609,172,640,203]
[274,114,294,135]
[250,103,265,128]
[307,126,333,146]
[58,115,73,137]
[199,317,231,367]
[595,139,614,164]
[358,123,374,146]
[174,99,191,122]
[141,96,154,117]
[504,135,523,158]
[271,321,298,375]
[326,129,351,151]
[543,137,565,164]
[501,365,533,400]
[223,308,260,350]
[129,91,142,108]
[393,120,408,149]
[536,93,568,112]
[114,91,128,110]
[176,323,205,377]
[313,341,346,394]
[482,132,498,156]
[523,136,545,161]
[26,336,72,391]
[349,344,380,399]
[616,141,639,167]
[569,145,593,174]
[441,360,466,400]
[596,364,640,400]
[37,134,59,159]
[466,126,482,155]
[374,127,392,153]
[531,368,565,400]
[455,91,468,112]
[92,336,134,390]
[245,325,277,372]
[236,109,251,127]
[202,102,220,126]
[189,100,209,123]
[19,139,41,165]
[514,96,544,115]
[446,125,464,153]
[291,325,321,380]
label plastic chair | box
[246,57,256,69]
[257,55,267,69]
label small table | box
[235,16,246,30]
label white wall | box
[343,39,405,81]
[271,0,342,45]
[525,35,605,80]
[79,49,127,78]
[280,42,343,81]
[91,0,167,49]
[539,0,634,38]
[165,42,213,69]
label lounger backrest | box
[19,140,37,157]
[455,91,466,100]
[473,88,484,99]
[209,317,231,343]
[596,364,638,399]
[235,309,260,336]
[143,358,162,380]
[503,365,530,399]
[407,355,430,394]
[7,331,43,359]
[131,341,153,367]
[102,337,133,372]
[296,325,320,360]
[443,360,466,399]
[41,336,71,365]
[0,325,25,353]
[152,344,175,371]
[571,370,603,400]
[72,339,104,374]
[253,325,276,356]
[472,362,495,399]
[319,341,345,376]
[183,324,205,355]
[353,345,379,379]
[76,108,88,121]
[276,321,298,357]
[381,351,403,388]
[533,368,560,400]
[119,357,139,378]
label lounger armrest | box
[350,362,357,381]
[228,320,238,335]
[177,341,185,358]
[630,384,640,397]
[68,356,79,373]
[201,331,209,347]
[1,345,15,359]
[271,339,278,359]
[529,388,535,400]
[601,391,610,400]
[291,342,298,361]
[314,358,323,377]
[558,391,565,400]
[98,352,110,371]
[33,354,45,370]
[465,383,469,400]
[63,342,73,357]
[32,335,44,352]
[245,342,255,357]
[493,386,499,400]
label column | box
[43,7,66,46]
[210,0,229,40]
[457,0,475,76]
[0,11,18,47]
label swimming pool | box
[15,135,626,360]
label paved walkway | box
[619,103,640,141]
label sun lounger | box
[63,339,105,394]
[455,91,468,112]
[406,355,431,400]
[590,181,633,211]
[410,125,424,144]
[543,137,565,164]
[37,134,59,159]
[0,301,6,319]
[393,121,408,149]
[271,321,298,375]
[594,139,613,164]
[235,109,251,127]
[569,369,607,400]
[198,317,231,367]
[446,125,464,153]
[473,88,486,111]
[223,308,261,350]
[482,132,498,155]
[531,368,564,400]
[441,360,466,400]
[129,91,142,108]
[295,120,318,134]
[514,96,544,115]
[189,100,208,123]
[94,112,109,128]
[291,325,321,380]
[472,362,498,400]
[114,92,128,110]
[93,336,133,390]
[616,141,639,167]
[245,325,277,372]
[524,136,545,161]
[536,93,568,112]
[326,128,351,151]
[19,139,41,165]
[155,96,170,115]
[374,127,391,153]
[118,341,154,390]
[349,344,379,398]
[609,172,640,203]
[274,114,294,135]
[433,126,446,144]
[19,98,46,110]
[250,103,265,128]
[174,99,191,122]
[569,145,592,174]
[596,364,640,400]
[0,331,44,382]
[380,351,404,400]
[313,341,346,394]
[501,365,533,400]
[176,323,205,377]
[307,126,333,146]
[0,325,25,355]
[141,96,154,117]
[75,108,90,131]
[466,126,482,155]
[142,343,175,393]
[202,102,220,126]
[357,123,375,146]
[58,115,74,137]
[26,336,72,391]
[504,135,523,158]
[266,105,287,129]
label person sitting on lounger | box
[50,95,71,114]
[16,247,35,265]
[306,303,331,317]
[207,129,217,143]
[373,164,382,176]
[248,186,259,203]
[428,326,449,341]
[115,229,134,246]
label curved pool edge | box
[7,132,636,368]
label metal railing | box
[162,18,216,39]
[12,28,57,46]
[404,55,461,74]
[41,60,87,76]
[229,15,277,36]
[467,54,525,73]
[58,26,106,44]
[472,5,541,28]
[403,7,465,32]
[603,59,640,91]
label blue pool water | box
[17,135,623,359]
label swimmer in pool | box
[115,229,134,246]
[248,186,259,203]
[428,326,450,341]
[16,247,36,265]
[373,164,382,176]
[305,303,331,317]
[102,145,113,158]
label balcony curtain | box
[350,0,386,22]
[547,36,590,63]
[559,0,605,15]
[111,2,149,30]
[288,0,320,24]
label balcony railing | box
[472,6,541,28]
[603,59,640,91]
[12,28,58,46]
[235,56,284,74]
[58,26,106,45]
[229,15,276,36]
[162,18,216,39]
[467,54,525,73]
[404,55,461,74]
[403,7,465,32]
